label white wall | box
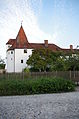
[6,44,32,73]
[15,49,32,72]
[6,50,14,72]
[6,44,12,51]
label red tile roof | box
[16,25,29,45]
[29,43,62,51]
[6,39,15,45]
[6,25,78,53]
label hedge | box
[0,77,75,96]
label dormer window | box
[24,49,27,53]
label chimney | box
[70,45,73,50]
[44,40,48,47]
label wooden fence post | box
[74,71,75,79]
[56,71,57,77]
[69,70,71,79]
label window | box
[24,49,27,53]
[11,51,13,54]
[21,60,23,63]
[8,46,10,48]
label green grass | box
[0,77,75,96]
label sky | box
[0,0,79,59]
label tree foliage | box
[65,53,79,71]
[0,59,5,69]
[27,48,53,72]
[27,48,79,71]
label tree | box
[65,53,79,71]
[27,48,53,72]
[27,48,79,72]
[0,58,5,69]
[50,52,67,71]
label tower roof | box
[16,25,29,45]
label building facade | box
[6,25,76,73]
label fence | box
[0,69,5,73]
[0,71,79,82]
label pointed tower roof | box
[7,25,30,50]
[16,25,29,45]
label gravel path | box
[0,92,79,119]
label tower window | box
[8,46,10,48]
[24,49,27,53]
[11,51,13,54]
[21,60,23,63]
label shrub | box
[23,68,30,78]
[0,77,75,96]
[23,68,30,73]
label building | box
[6,25,77,73]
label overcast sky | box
[0,0,79,59]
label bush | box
[0,77,75,96]
[23,68,30,73]
[23,68,30,78]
